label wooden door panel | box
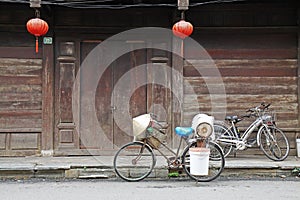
[55,40,79,151]
[95,65,113,150]
[80,42,148,150]
[59,62,75,123]
[55,39,170,155]
[112,48,147,147]
[80,41,114,150]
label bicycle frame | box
[214,102,290,161]
[114,113,225,182]
[145,135,189,167]
[218,117,264,150]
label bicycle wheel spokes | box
[259,126,289,161]
[214,124,233,157]
[182,141,225,182]
[114,142,155,181]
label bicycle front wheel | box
[182,141,225,182]
[258,126,289,161]
[113,142,156,181]
[214,123,234,158]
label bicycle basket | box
[147,127,167,149]
[262,111,276,125]
[132,114,167,149]
[147,136,161,149]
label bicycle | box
[214,103,290,161]
[113,113,225,182]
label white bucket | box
[296,139,300,158]
[189,148,210,176]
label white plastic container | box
[189,148,210,175]
[296,139,300,158]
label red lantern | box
[172,20,193,39]
[26,18,49,53]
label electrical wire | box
[47,0,116,4]
[42,0,177,9]
[0,0,28,3]
[0,0,253,9]
[51,0,249,9]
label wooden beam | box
[41,37,54,154]
[0,47,42,59]
[297,8,300,128]
[172,37,184,148]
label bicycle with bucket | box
[113,113,225,182]
[214,103,290,161]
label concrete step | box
[0,156,298,180]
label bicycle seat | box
[225,115,242,123]
[175,127,194,137]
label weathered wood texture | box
[54,7,173,29]
[183,58,298,124]
[54,40,80,152]
[55,40,150,155]
[189,2,297,27]
[182,3,299,155]
[0,15,44,155]
[0,2,299,156]
[0,58,42,156]
[183,58,298,154]
[42,38,55,152]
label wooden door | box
[55,39,162,155]
[81,41,148,151]
[110,45,148,148]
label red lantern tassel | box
[35,36,38,53]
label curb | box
[0,165,297,180]
[0,156,299,180]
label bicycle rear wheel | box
[258,126,289,161]
[113,142,156,181]
[182,141,225,182]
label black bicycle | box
[114,113,225,182]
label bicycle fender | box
[182,141,224,156]
[256,125,268,146]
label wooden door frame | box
[41,35,55,156]
[52,36,179,155]
[53,37,81,156]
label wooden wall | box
[0,57,42,156]
[183,30,298,125]
[0,1,299,156]
[0,5,44,156]
[183,2,299,155]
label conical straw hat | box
[132,114,151,136]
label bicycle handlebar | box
[264,103,271,109]
[246,102,271,114]
[241,113,256,118]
